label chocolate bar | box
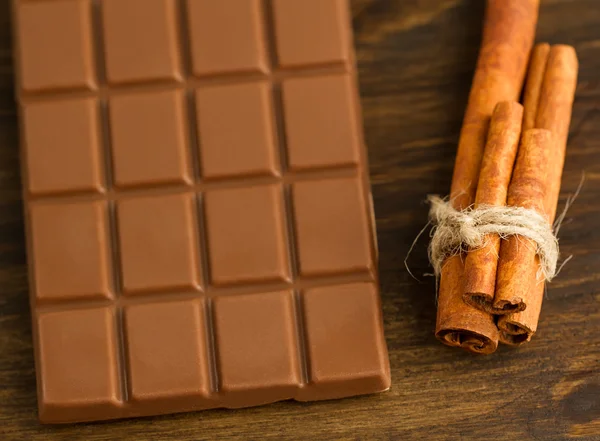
[13,0,390,423]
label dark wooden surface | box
[1,1,600,439]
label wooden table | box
[1,1,599,439]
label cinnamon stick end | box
[463,242,502,314]
[462,292,495,314]
[498,316,533,346]
[499,332,532,346]
[436,329,498,355]
[492,298,526,315]
[436,256,499,354]
[463,293,527,315]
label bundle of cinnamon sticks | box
[435,0,578,354]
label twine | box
[426,195,559,281]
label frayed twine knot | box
[427,195,559,281]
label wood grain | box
[1,1,600,439]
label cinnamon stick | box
[488,44,555,316]
[435,0,538,354]
[522,44,551,131]
[535,45,579,222]
[497,45,578,344]
[493,129,551,320]
[462,101,523,313]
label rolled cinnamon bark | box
[498,45,578,344]
[462,101,523,313]
[435,0,538,354]
[523,44,551,131]
[536,45,579,222]
[493,129,551,318]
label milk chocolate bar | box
[13,0,390,423]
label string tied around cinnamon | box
[427,195,559,282]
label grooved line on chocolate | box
[18,68,350,105]
[27,167,360,202]
[176,0,221,393]
[195,191,218,392]
[91,0,131,404]
[262,0,310,386]
[34,271,375,312]
[204,297,219,394]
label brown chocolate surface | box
[13,0,390,423]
